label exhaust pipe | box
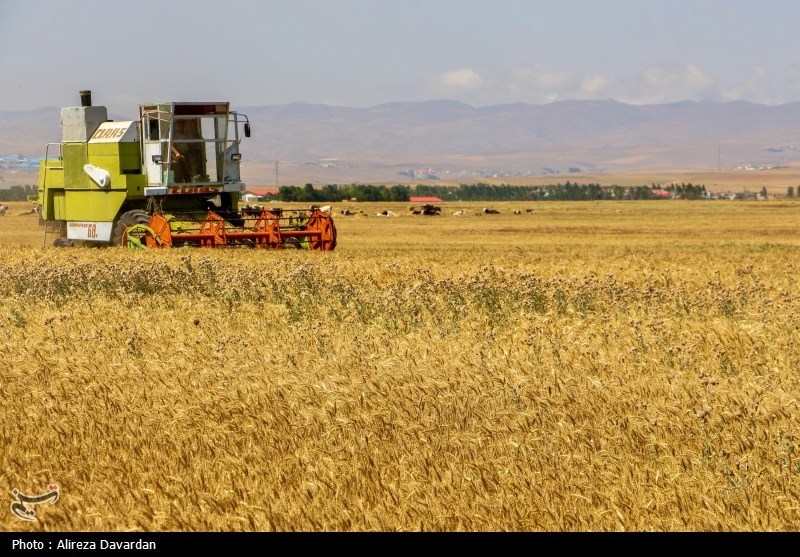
[79,90,92,107]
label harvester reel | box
[199,212,227,247]
[109,208,337,250]
[304,210,337,251]
[145,214,173,248]
[253,211,282,249]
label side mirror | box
[244,123,251,138]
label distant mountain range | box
[2,99,800,185]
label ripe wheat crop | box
[2,199,800,531]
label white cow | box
[0,205,7,216]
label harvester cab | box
[37,91,336,250]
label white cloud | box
[438,68,483,90]
[427,63,800,106]
[579,74,610,97]
[498,63,722,105]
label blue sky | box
[1,0,799,115]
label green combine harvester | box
[37,90,336,250]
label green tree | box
[0,185,37,202]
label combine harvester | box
[37,91,336,250]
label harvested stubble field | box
[2,198,800,532]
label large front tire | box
[112,210,151,247]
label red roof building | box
[409,196,443,203]
[246,188,279,197]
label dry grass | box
[2,199,800,532]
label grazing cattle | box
[0,205,6,216]
[376,210,397,217]
[526,208,534,213]
[513,210,521,214]
[241,204,264,217]
[340,208,356,216]
[319,205,331,213]
[452,210,465,216]
[422,204,441,216]
[482,207,500,214]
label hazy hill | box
[2,99,800,185]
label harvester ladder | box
[41,143,64,247]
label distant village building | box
[409,196,443,203]
[244,188,279,201]
[0,155,43,169]
[402,167,439,180]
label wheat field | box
[2,199,800,532]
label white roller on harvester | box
[37,91,336,250]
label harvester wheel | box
[113,210,151,248]
[283,237,303,249]
[52,237,75,248]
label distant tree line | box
[0,185,36,202]
[1,182,709,204]
[270,181,707,202]
[276,183,412,203]
[662,182,707,199]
